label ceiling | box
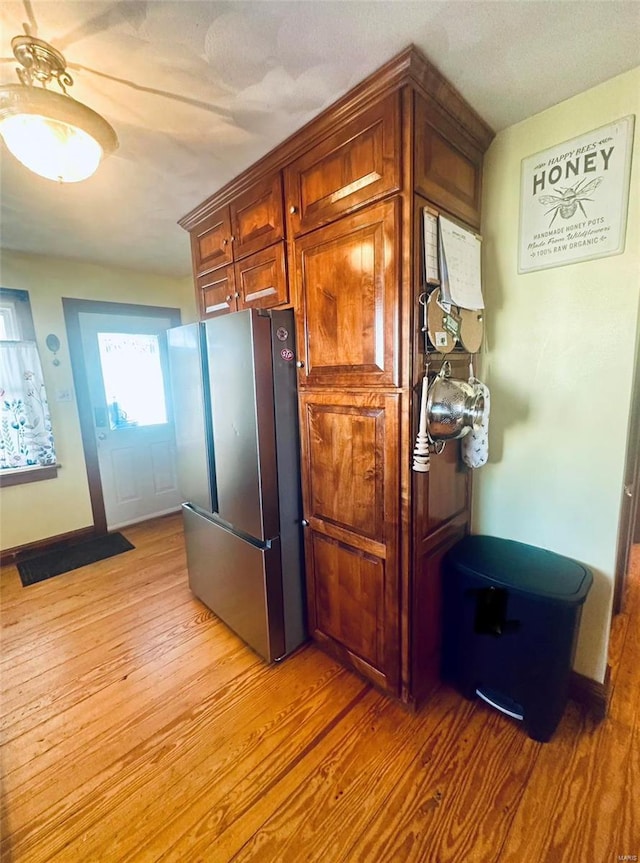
[1,1,639,279]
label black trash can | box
[442,534,593,742]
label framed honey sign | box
[518,115,635,273]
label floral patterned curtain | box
[0,341,56,470]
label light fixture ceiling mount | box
[11,35,72,91]
[0,34,118,183]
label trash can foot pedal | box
[476,687,524,721]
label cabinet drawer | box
[414,94,483,229]
[231,172,284,260]
[197,267,236,318]
[236,242,288,311]
[285,93,400,237]
[294,198,399,388]
[191,206,233,275]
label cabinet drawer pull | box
[289,205,298,215]
[234,292,240,299]
[222,238,229,246]
[301,519,309,527]
[296,360,305,368]
[225,295,232,302]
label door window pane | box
[97,333,168,429]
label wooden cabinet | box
[188,171,287,318]
[197,267,235,318]
[411,518,467,703]
[235,242,288,311]
[414,93,484,230]
[198,243,288,319]
[191,207,233,276]
[284,93,401,238]
[293,199,399,389]
[230,172,285,259]
[180,45,494,706]
[191,171,284,276]
[298,391,400,692]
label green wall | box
[474,67,640,682]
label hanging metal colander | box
[426,361,485,441]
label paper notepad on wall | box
[422,208,440,285]
[438,216,484,310]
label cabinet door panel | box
[302,401,385,541]
[294,199,399,388]
[191,207,233,274]
[311,532,386,668]
[235,243,288,311]
[197,268,236,318]
[299,390,400,691]
[414,95,483,229]
[285,94,400,236]
[231,172,284,260]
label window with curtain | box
[0,288,58,484]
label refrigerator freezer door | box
[183,504,286,661]
[204,311,278,542]
[167,323,215,513]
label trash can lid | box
[447,535,593,602]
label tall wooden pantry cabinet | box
[179,45,494,707]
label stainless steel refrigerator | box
[166,308,306,662]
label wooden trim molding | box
[0,464,58,487]
[406,49,494,152]
[1,525,97,564]
[568,665,611,721]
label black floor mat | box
[17,533,135,587]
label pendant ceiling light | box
[0,35,118,183]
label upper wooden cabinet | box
[414,93,484,230]
[197,266,236,318]
[293,198,399,389]
[199,242,288,319]
[235,242,288,312]
[190,172,284,276]
[230,172,285,260]
[284,93,401,238]
[191,207,233,275]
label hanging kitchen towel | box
[462,379,490,468]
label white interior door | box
[78,310,181,530]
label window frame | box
[0,288,58,487]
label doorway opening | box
[63,298,181,533]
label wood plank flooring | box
[1,514,638,862]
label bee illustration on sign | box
[538,176,603,226]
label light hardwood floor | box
[1,514,638,862]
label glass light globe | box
[0,113,103,182]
